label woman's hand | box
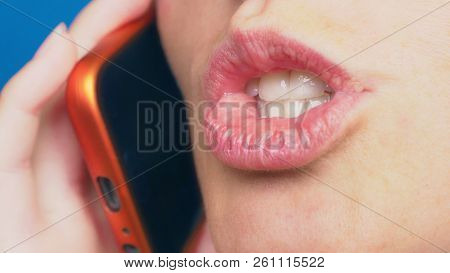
[0,0,152,252]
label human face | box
[156,0,450,252]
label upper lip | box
[204,30,365,102]
[202,29,370,170]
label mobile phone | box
[66,12,202,252]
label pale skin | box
[0,0,449,252]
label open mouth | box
[202,30,369,170]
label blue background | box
[0,0,90,88]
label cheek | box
[156,1,234,102]
[157,0,172,16]
[156,0,177,40]
[156,0,192,94]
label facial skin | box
[156,0,450,252]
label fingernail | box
[34,23,67,59]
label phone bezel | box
[66,14,154,253]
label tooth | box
[259,71,290,101]
[258,100,307,118]
[282,100,307,118]
[289,70,329,100]
[258,100,283,118]
[245,78,259,97]
[305,95,331,111]
[253,70,334,119]
[257,100,266,117]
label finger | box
[33,93,91,215]
[32,96,114,250]
[69,0,152,58]
[0,25,77,251]
[0,23,77,172]
[33,0,151,210]
[34,0,151,218]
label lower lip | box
[203,31,368,170]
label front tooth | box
[259,71,290,101]
[258,100,307,118]
[289,70,329,100]
[282,100,307,118]
[258,100,282,118]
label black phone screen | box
[96,21,201,253]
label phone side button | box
[97,177,121,212]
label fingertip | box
[33,22,68,60]
[2,22,78,113]
[0,24,79,174]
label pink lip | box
[202,30,369,170]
